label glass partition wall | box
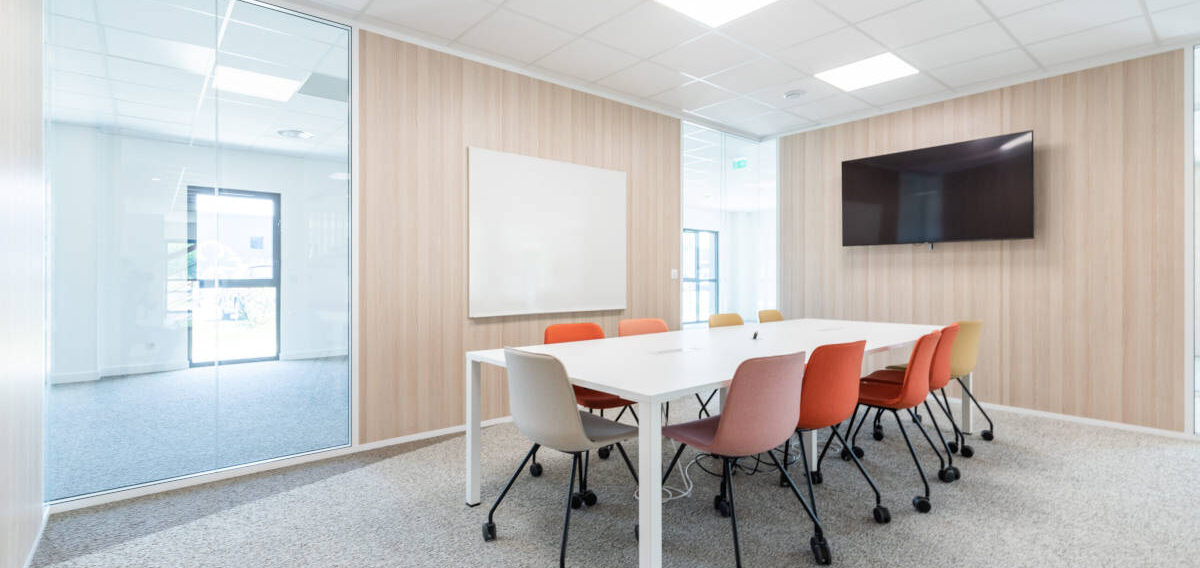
[44,0,351,500]
[681,123,778,326]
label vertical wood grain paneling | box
[358,32,681,443]
[0,0,46,564]
[779,51,1185,431]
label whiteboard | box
[469,147,627,318]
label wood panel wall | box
[779,51,1186,431]
[0,0,46,563]
[358,32,681,443]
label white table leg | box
[960,372,974,434]
[638,400,663,568]
[465,359,482,506]
[717,387,729,412]
[805,430,819,471]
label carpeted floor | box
[31,398,1200,567]
[45,357,350,501]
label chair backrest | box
[758,309,784,323]
[544,322,604,344]
[895,330,941,409]
[618,318,669,337]
[797,341,867,430]
[928,323,959,391]
[503,348,594,452]
[950,320,983,377]
[708,351,806,458]
[708,313,744,328]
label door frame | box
[186,186,282,367]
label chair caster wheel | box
[582,490,597,507]
[716,498,731,518]
[811,470,823,485]
[809,535,832,565]
[713,494,723,510]
[872,505,891,524]
[529,463,543,477]
[938,467,960,482]
[913,413,922,423]
[571,494,583,509]
[948,441,959,454]
[778,472,789,487]
[913,496,932,513]
[482,522,496,542]
[960,445,975,458]
[597,446,612,459]
[872,429,884,441]
[853,446,864,458]
[839,448,852,461]
[981,429,994,441]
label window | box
[682,229,719,324]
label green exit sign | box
[732,158,748,170]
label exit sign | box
[732,158,748,170]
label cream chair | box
[758,309,784,323]
[708,312,745,327]
[482,348,639,568]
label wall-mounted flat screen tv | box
[841,131,1034,246]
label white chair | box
[482,348,639,567]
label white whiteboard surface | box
[469,147,627,318]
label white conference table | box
[464,318,940,568]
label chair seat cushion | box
[579,411,637,447]
[662,416,721,454]
[573,386,633,410]
[858,377,905,408]
[861,369,904,385]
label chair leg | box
[614,442,638,483]
[724,458,744,568]
[766,450,831,565]
[484,443,540,540]
[847,406,870,459]
[891,410,932,513]
[955,376,996,440]
[907,407,948,472]
[935,389,972,457]
[922,401,960,483]
[628,405,639,424]
[662,443,686,485]
[529,446,543,478]
[872,408,885,441]
[796,431,818,514]
[559,453,580,568]
[696,390,717,418]
[829,427,889,523]
[817,406,857,471]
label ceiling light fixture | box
[277,129,315,139]
[213,66,303,102]
[814,53,918,92]
[783,89,807,99]
[654,0,783,27]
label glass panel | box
[191,287,277,363]
[698,281,717,322]
[681,282,699,325]
[698,230,717,280]
[194,193,276,281]
[681,231,696,278]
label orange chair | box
[858,324,962,479]
[618,317,669,337]
[777,341,890,524]
[842,330,942,513]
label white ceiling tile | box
[117,100,195,125]
[790,93,874,121]
[314,47,351,80]
[48,0,96,21]
[652,81,737,111]
[1002,0,1142,45]
[50,71,110,99]
[111,81,200,111]
[505,0,641,34]
[652,33,758,78]
[850,73,947,106]
[978,0,1056,17]
[48,46,107,77]
[748,76,841,108]
[595,60,689,98]
[1145,0,1196,10]
[720,0,843,53]
[220,21,331,71]
[1026,17,1153,67]
[534,38,640,83]
[363,0,496,40]
[859,0,991,48]
[47,15,104,53]
[691,97,776,124]
[105,28,216,75]
[927,48,1039,88]
[456,8,574,64]
[896,22,1017,70]
[96,0,218,47]
[106,57,208,94]
[819,0,912,22]
[232,1,348,45]
[1150,2,1200,38]
[587,2,708,58]
[776,27,887,74]
[730,110,814,136]
[705,58,806,94]
[302,0,374,12]
[51,91,114,114]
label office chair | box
[694,312,746,419]
[758,309,784,323]
[661,351,831,566]
[777,341,890,524]
[482,349,639,568]
[618,317,669,337]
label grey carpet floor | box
[46,357,350,501]
[31,398,1200,567]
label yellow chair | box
[708,313,744,327]
[758,309,784,323]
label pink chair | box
[660,351,831,566]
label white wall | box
[49,124,350,382]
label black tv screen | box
[841,131,1034,246]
